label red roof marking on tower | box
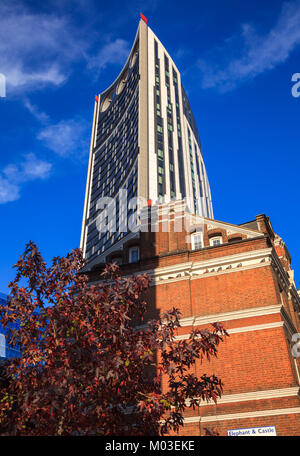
[140,13,147,24]
[95,96,99,102]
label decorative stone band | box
[175,321,285,340]
[122,389,300,417]
[185,387,300,407]
[174,302,298,339]
[140,248,274,285]
[179,304,282,328]
[184,406,300,424]
[133,304,298,339]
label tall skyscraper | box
[81,15,213,268]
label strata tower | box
[81,15,213,267]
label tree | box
[0,241,228,436]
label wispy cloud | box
[23,98,90,158]
[37,118,90,158]
[23,99,50,124]
[0,1,134,96]
[0,153,52,204]
[0,0,144,101]
[0,177,20,204]
[88,39,130,73]
[0,1,89,94]
[194,1,300,92]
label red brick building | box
[88,201,300,436]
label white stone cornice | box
[89,246,276,285]
[186,387,300,408]
[179,304,282,328]
[137,248,274,285]
[134,304,283,332]
[228,321,283,334]
[184,406,300,424]
[175,321,284,340]
[191,248,272,271]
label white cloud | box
[37,118,90,157]
[7,65,67,91]
[0,1,88,94]
[20,153,52,180]
[23,99,50,124]
[88,39,130,72]
[0,153,52,204]
[195,1,300,92]
[0,177,20,204]
[0,1,134,96]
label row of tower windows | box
[173,69,186,199]
[86,47,140,261]
[86,169,138,260]
[154,40,165,201]
[154,42,187,202]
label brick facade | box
[87,203,300,436]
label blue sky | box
[0,0,299,294]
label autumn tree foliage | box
[0,241,228,436]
